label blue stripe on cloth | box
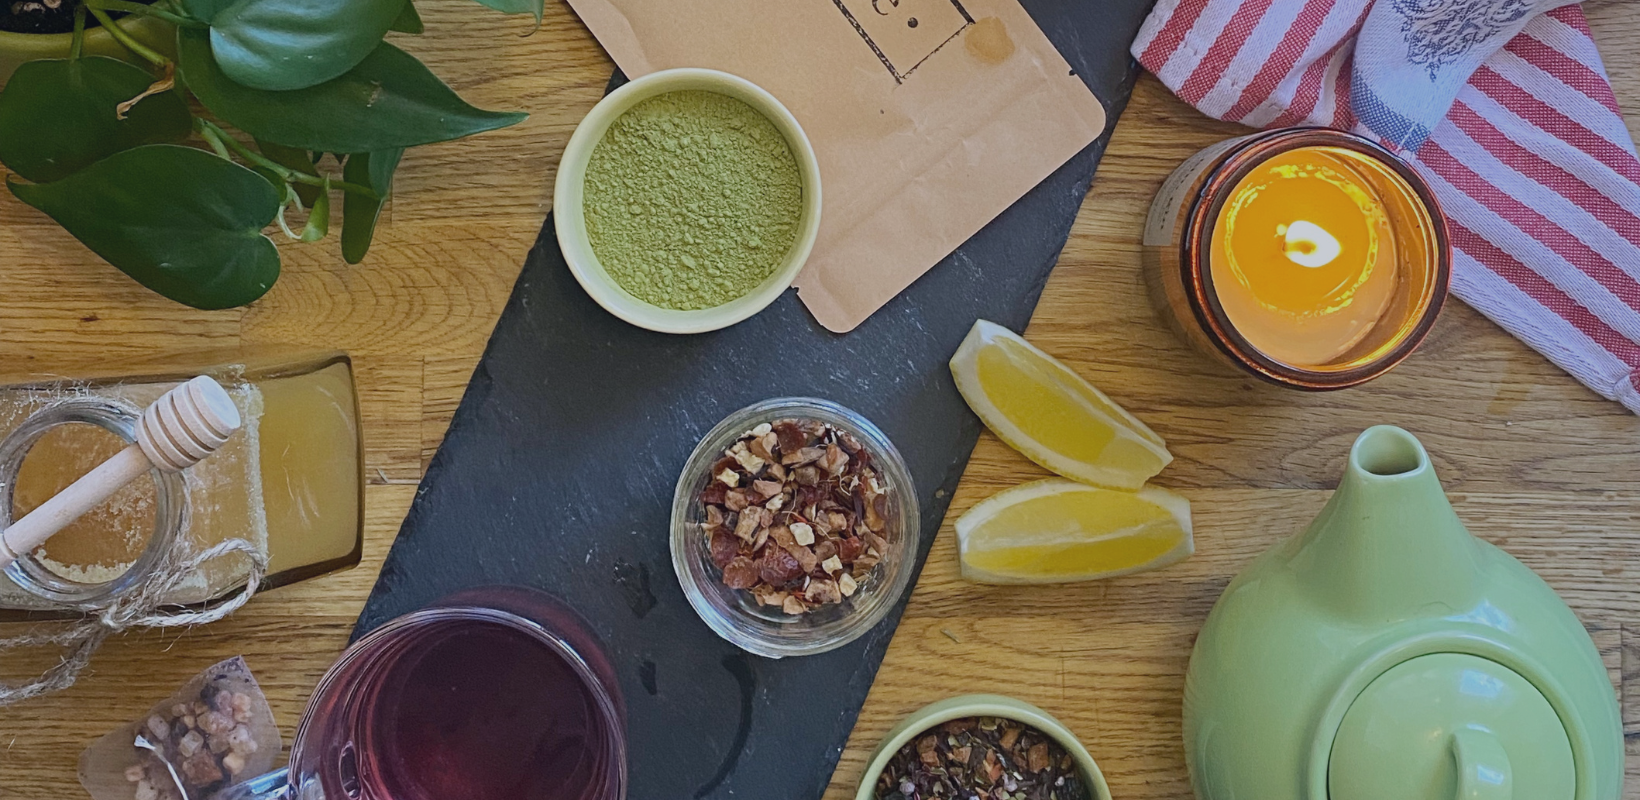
[1350,74,1431,150]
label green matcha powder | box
[583,90,804,311]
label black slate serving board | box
[354,3,1153,797]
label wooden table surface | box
[3,2,1640,798]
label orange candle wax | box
[1210,147,1400,368]
[1143,129,1448,390]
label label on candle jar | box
[1143,134,1256,248]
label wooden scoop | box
[0,376,242,572]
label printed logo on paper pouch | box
[832,0,974,83]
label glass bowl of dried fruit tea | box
[857,695,1111,800]
[671,397,919,658]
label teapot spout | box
[1288,426,1485,623]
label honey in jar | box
[0,349,364,615]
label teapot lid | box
[1328,653,1574,800]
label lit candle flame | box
[1276,220,1342,269]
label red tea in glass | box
[224,587,625,800]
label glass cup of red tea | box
[219,586,626,800]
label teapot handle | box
[1450,728,1512,800]
[212,767,293,800]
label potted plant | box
[0,1,172,83]
[0,0,537,309]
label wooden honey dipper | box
[0,376,242,572]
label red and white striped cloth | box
[1134,0,1640,413]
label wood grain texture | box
[1,1,1639,798]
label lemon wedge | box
[950,320,1172,490]
[956,479,1193,584]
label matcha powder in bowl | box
[582,90,805,311]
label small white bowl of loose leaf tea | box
[555,68,823,334]
[859,695,1112,800]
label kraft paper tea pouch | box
[79,657,280,800]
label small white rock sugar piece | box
[733,449,765,472]
[790,522,815,546]
[839,573,858,597]
[227,725,258,754]
[751,422,772,437]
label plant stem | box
[294,172,375,197]
[85,6,170,68]
[70,5,87,61]
[195,120,380,199]
[197,119,264,166]
[198,123,234,161]
[83,0,202,28]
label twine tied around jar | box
[0,538,266,705]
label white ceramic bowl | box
[554,68,823,334]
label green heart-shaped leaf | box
[178,28,526,152]
[8,144,281,309]
[0,57,190,183]
[341,148,403,264]
[186,0,407,91]
[470,0,543,23]
[390,0,424,34]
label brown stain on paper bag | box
[966,17,1016,65]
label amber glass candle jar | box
[1143,128,1450,389]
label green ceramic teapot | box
[1184,426,1621,800]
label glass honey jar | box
[1143,128,1451,389]
[0,348,364,617]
